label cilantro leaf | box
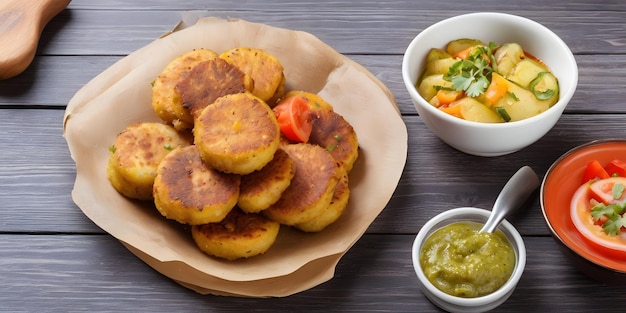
[466,76,490,97]
[591,202,626,236]
[591,203,618,221]
[612,183,625,199]
[442,44,496,97]
[603,214,626,236]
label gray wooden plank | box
[65,0,626,12]
[37,8,626,57]
[2,54,626,116]
[0,234,615,312]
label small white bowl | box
[412,207,526,313]
[402,12,578,156]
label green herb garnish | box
[507,92,519,101]
[109,145,116,153]
[164,144,173,150]
[590,199,626,236]
[603,215,626,236]
[495,107,511,122]
[613,183,625,199]
[326,134,342,151]
[443,44,496,97]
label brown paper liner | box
[63,16,407,297]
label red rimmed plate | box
[541,139,626,281]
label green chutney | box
[419,221,516,298]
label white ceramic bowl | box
[412,207,526,313]
[402,13,578,156]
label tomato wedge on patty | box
[273,95,313,143]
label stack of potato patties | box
[106,47,358,260]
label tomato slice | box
[273,95,312,143]
[581,160,610,184]
[588,176,626,205]
[605,159,626,177]
[570,179,626,256]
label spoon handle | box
[480,166,540,233]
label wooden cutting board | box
[0,0,71,80]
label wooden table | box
[2,1,625,311]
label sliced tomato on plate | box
[570,179,626,256]
[588,176,626,205]
[581,160,610,184]
[604,159,626,178]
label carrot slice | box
[484,73,509,106]
[435,89,463,106]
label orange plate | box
[542,139,626,272]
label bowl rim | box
[411,207,526,308]
[401,12,578,129]
[540,138,626,273]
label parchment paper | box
[63,16,407,297]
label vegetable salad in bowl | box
[416,38,559,123]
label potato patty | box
[277,91,358,172]
[151,49,218,130]
[283,90,334,112]
[263,143,342,226]
[193,92,280,175]
[295,167,349,232]
[176,57,254,121]
[191,207,280,260]
[106,122,190,200]
[309,108,359,173]
[153,145,240,225]
[220,47,284,103]
[238,148,296,213]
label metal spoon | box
[480,166,540,233]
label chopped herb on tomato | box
[603,215,626,236]
[590,203,619,221]
[586,177,626,236]
[613,183,625,199]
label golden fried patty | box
[176,57,254,121]
[191,207,280,260]
[106,122,190,200]
[193,92,280,175]
[282,90,334,112]
[278,91,358,172]
[309,108,359,173]
[295,167,349,232]
[263,143,342,226]
[151,49,218,130]
[220,47,284,103]
[266,74,286,107]
[153,145,240,225]
[238,148,296,213]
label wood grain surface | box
[1,0,625,312]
